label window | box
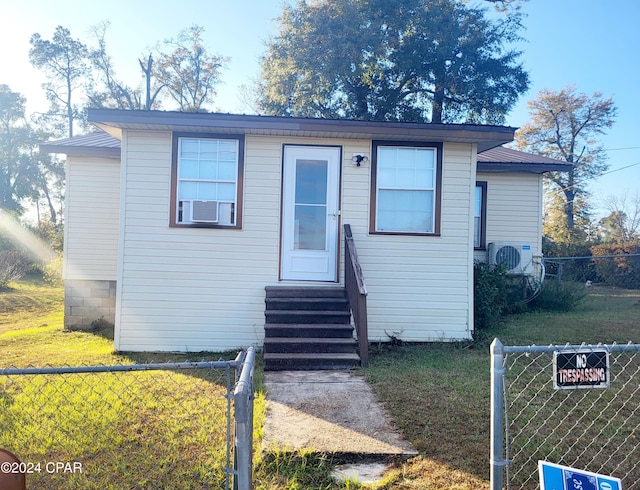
[370,141,442,235]
[474,182,487,249]
[171,134,244,228]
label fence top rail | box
[233,347,256,425]
[234,347,255,398]
[544,253,640,261]
[501,341,640,354]
[0,360,238,376]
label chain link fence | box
[491,340,640,490]
[544,253,640,290]
[0,347,255,490]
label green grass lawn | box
[1,277,638,489]
[0,277,264,489]
[0,275,63,335]
[362,285,640,490]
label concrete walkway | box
[262,370,417,457]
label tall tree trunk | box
[40,183,57,224]
[564,188,575,230]
[564,169,576,230]
[354,83,368,119]
[67,69,74,138]
[140,55,153,111]
[431,86,445,124]
[139,55,164,110]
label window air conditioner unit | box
[190,200,219,223]
[488,242,534,275]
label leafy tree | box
[543,188,593,245]
[31,154,64,225]
[599,193,640,244]
[154,26,228,112]
[259,0,529,123]
[34,24,227,115]
[87,21,164,111]
[600,211,629,244]
[0,85,40,215]
[515,86,617,241]
[0,85,63,223]
[29,26,90,138]
[483,0,528,13]
[236,82,262,114]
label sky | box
[1,0,639,219]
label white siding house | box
[64,155,120,281]
[473,146,569,267]
[42,111,570,357]
[41,133,121,328]
[475,172,543,258]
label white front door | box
[281,145,341,281]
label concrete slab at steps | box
[262,370,417,457]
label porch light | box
[351,154,369,167]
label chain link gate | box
[0,347,255,490]
[491,339,640,490]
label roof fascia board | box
[477,162,573,174]
[39,144,121,159]
[87,109,515,151]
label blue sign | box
[539,461,622,490]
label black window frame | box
[474,181,488,250]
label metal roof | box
[39,112,571,174]
[86,109,516,153]
[39,132,121,159]
[477,146,572,174]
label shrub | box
[42,252,63,286]
[543,238,599,282]
[474,261,509,330]
[543,239,597,283]
[590,243,640,289]
[28,220,64,252]
[0,250,30,289]
[542,237,593,259]
[529,280,586,312]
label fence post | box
[233,347,255,490]
[557,262,563,282]
[490,338,506,490]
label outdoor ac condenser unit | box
[488,242,534,275]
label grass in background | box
[364,285,640,489]
[364,343,490,489]
[0,276,242,366]
[0,370,234,489]
[485,284,640,346]
[2,277,638,489]
[0,277,265,489]
[0,275,63,336]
